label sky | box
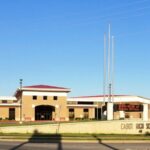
[0,0,150,97]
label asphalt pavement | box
[0,141,150,150]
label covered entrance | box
[35,105,55,120]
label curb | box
[0,138,150,143]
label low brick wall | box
[0,120,150,134]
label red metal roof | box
[23,85,68,89]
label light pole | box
[19,79,23,124]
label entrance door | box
[95,108,101,120]
[35,105,55,120]
[9,108,15,120]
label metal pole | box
[112,36,115,103]
[102,33,107,120]
[103,33,106,104]
[108,24,111,103]
[19,79,23,123]
[108,24,112,103]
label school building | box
[0,84,150,122]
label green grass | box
[0,133,150,141]
[0,120,101,127]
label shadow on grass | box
[93,134,119,150]
[10,129,62,150]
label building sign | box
[114,104,143,112]
[121,123,150,130]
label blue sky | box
[0,0,150,97]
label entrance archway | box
[35,105,55,120]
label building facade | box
[68,95,150,121]
[0,84,150,121]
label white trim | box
[68,96,150,104]
[67,104,98,107]
[0,96,17,101]
[0,103,20,106]
[22,87,71,92]
[23,91,67,96]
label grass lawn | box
[0,120,100,127]
[0,133,150,141]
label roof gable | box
[23,85,67,90]
[14,84,70,97]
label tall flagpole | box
[103,33,106,104]
[102,32,107,119]
[105,24,114,120]
[108,24,111,103]
[112,36,115,103]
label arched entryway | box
[35,105,55,120]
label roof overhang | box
[0,103,20,106]
[67,104,98,108]
[21,87,71,92]
[14,86,71,97]
[68,95,150,104]
[0,96,17,101]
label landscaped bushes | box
[0,117,15,121]
[74,118,95,121]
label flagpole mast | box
[108,23,111,103]
[112,36,115,103]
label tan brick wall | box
[15,107,20,121]
[73,107,95,119]
[74,108,83,118]
[21,95,68,121]
[0,106,20,120]
[125,112,142,119]
[1,120,150,134]
[0,107,9,119]
[114,111,142,119]
[114,112,120,119]
[89,108,95,119]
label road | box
[0,141,150,150]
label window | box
[67,101,76,105]
[69,108,74,119]
[84,109,89,112]
[69,108,74,112]
[33,96,37,100]
[2,100,7,103]
[78,101,94,105]
[53,96,58,100]
[83,109,89,119]
[43,96,47,100]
